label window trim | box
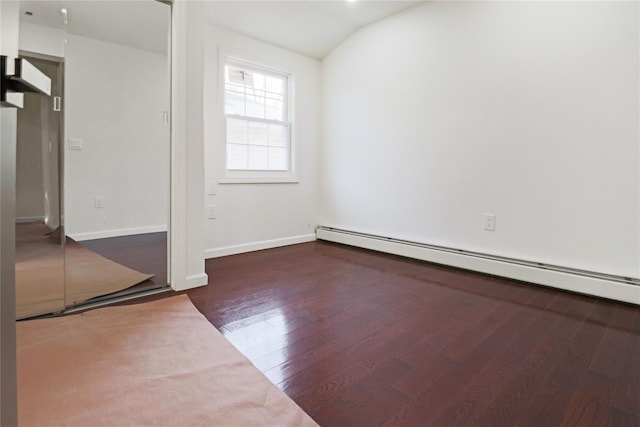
[219,52,297,184]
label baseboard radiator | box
[316,226,639,305]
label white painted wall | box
[170,0,208,289]
[203,24,320,257]
[18,22,65,58]
[321,1,639,279]
[64,34,170,240]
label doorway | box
[15,54,64,319]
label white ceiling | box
[205,1,424,59]
[19,0,170,55]
[18,1,423,59]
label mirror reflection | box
[16,0,171,319]
[15,55,65,319]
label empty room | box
[1,0,638,426]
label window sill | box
[218,177,299,185]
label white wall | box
[203,24,320,257]
[171,0,208,289]
[19,22,65,58]
[321,1,639,279]
[64,34,170,240]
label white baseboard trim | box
[16,216,44,224]
[171,273,208,292]
[316,227,639,305]
[69,225,168,242]
[205,234,317,259]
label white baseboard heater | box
[316,226,639,305]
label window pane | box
[246,96,266,119]
[248,121,268,146]
[248,145,268,170]
[266,92,283,103]
[253,73,265,91]
[268,147,288,170]
[225,90,245,116]
[266,76,284,95]
[268,124,285,147]
[227,143,248,170]
[252,88,266,99]
[227,118,247,144]
[266,100,283,121]
[225,60,290,172]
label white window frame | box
[219,53,297,184]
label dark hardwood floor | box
[183,241,640,427]
[78,232,168,291]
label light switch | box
[207,182,217,195]
[69,138,82,150]
[207,205,216,219]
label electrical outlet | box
[95,196,104,209]
[484,213,496,231]
[207,205,216,219]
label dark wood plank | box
[603,406,640,427]
[552,297,595,340]
[283,303,446,409]
[516,383,573,427]
[426,348,524,427]
[124,240,640,427]
[392,348,456,397]
[611,319,640,415]
[477,309,536,354]
[589,305,632,378]
[472,335,570,427]
[559,372,615,427]
[440,302,515,360]
[261,292,425,384]
[381,347,495,426]
[332,386,410,427]
[551,312,610,391]
[310,358,411,424]
[508,302,562,356]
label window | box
[224,60,290,172]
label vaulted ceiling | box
[205,1,424,59]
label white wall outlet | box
[69,138,83,150]
[207,182,217,195]
[95,196,104,209]
[484,213,496,231]
[207,205,216,219]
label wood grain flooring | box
[79,232,167,291]
[172,241,640,425]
